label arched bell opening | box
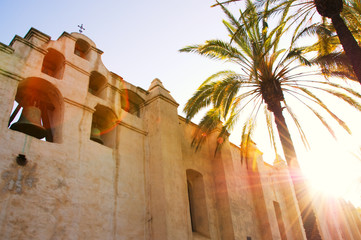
[41,48,65,79]
[74,38,90,60]
[90,105,117,148]
[8,77,64,143]
[88,71,107,100]
[121,89,144,118]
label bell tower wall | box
[0,28,148,239]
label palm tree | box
[294,19,357,81]
[213,0,361,84]
[314,0,361,83]
[180,1,361,239]
[294,1,361,82]
[339,0,361,39]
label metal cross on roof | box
[78,24,85,33]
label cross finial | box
[78,24,85,33]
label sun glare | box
[300,148,361,206]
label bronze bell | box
[10,106,47,139]
[90,127,103,144]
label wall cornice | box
[64,61,90,76]
[0,43,14,54]
[0,68,23,82]
[10,36,47,55]
[117,120,148,136]
[64,97,94,113]
[144,94,179,107]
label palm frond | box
[184,81,217,121]
[191,108,222,151]
[181,0,361,158]
[283,101,310,149]
[179,40,244,63]
[295,87,351,134]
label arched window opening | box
[89,71,107,99]
[90,105,117,148]
[74,38,90,60]
[41,48,65,79]
[121,90,144,117]
[186,169,210,237]
[8,77,63,143]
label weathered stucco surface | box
[0,28,360,240]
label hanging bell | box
[90,127,103,144]
[10,106,47,139]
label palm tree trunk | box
[331,14,361,84]
[273,107,299,169]
[273,105,322,240]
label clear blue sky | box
[1,0,361,207]
[0,0,232,109]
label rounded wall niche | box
[41,48,65,79]
[88,71,107,100]
[121,89,144,117]
[74,38,91,60]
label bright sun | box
[300,148,361,205]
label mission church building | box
[0,28,360,239]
